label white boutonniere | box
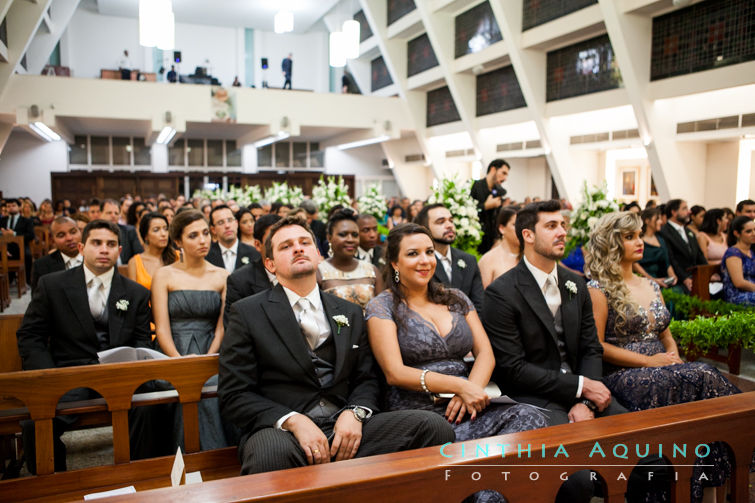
[241,256,250,265]
[378,257,386,266]
[457,259,466,269]
[565,280,577,298]
[332,315,349,334]
[115,299,129,312]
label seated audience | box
[318,209,383,310]
[696,208,727,265]
[687,205,705,236]
[159,205,175,225]
[414,204,484,312]
[1,197,36,282]
[218,215,454,475]
[17,220,166,471]
[206,204,260,273]
[585,211,741,503]
[127,212,177,290]
[31,216,82,291]
[720,216,755,305]
[21,199,40,226]
[478,208,519,288]
[387,205,405,230]
[658,199,706,293]
[356,213,385,267]
[271,201,292,217]
[37,199,55,226]
[152,210,228,450]
[236,207,255,247]
[622,201,641,214]
[249,202,265,221]
[366,223,546,441]
[633,208,677,289]
[735,198,755,219]
[126,200,145,228]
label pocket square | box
[352,345,359,349]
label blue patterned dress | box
[365,289,547,442]
[587,279,741,502]
[720,246,755,305]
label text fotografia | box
[439,442,713,460]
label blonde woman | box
[585,211,740,503]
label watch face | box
[354,407,367,420]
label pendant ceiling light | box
[329,31,346,67]
[342,19,360,60]
[274,10,294,34]
[139,0,174,50]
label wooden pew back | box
[0,314,23,373]
[104,392,755,503]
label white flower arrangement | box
[192,184,263,206]
[264,182,304,207]
[332,314,350,334]
[357,183,388,220]
[312,176,353,220]
[565,181,620,254]
[428,175,483,256]
[565,280,577,298]
[241,256,250,265]
[115,299,129,312]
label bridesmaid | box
[127,212,177,291]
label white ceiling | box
[96,0,342,33]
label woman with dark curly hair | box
[365,223,546,442]
[585,211,741,503]
[317,208,383,310]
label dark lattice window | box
[546,34,622,102]
[455,1,503,58]
[427,86,461,127]
[408,33,439,77]
[388,0,416,25]
[477,65,526,116]
[522,0,597,31]
[354,10,373,42]
[651,0,755,81]
[371,56,393,92]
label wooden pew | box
[0,235,27,297]
[104,392,755,503]
[0,314,23,373]
[0,356,239,502]
[689,263,719,301]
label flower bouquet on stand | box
[565,181,621,255]
[226,185,263,207]
[312,176,352,220]
[264,182,304,207]
[428,175,482,257]
[357,183,388,221]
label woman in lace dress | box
[366,223,546,442]
[585,212,741,503]
[318,208,384,310]
[152,209,229,450]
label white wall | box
[0,131,68,203]
[252,31,329,93]
[504,157,551,202]
[704,141,739,209]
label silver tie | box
[543,276,561,318]
[298,298,320,350]
[88,276,106,319]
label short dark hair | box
[299,199,318,215]
[326,208,358,235]
[515,200,562,251]
[690,205,705,217]
[170,209,206,242]
[100,199,119,211]
[413,203,446,229]
[5,198,20,206]
[253,214,282,242]
[736,199,755,213]
[622,201,641,212]
[487,158,510,173]
[699,208,725,235]
[270,201,291,215]
[357,213,378,224]
[264,215,316,260]
[728,216,753,247]
[82,219,121,245]
[209,204,233,226]
[665,199,683,219]
[248,202,262,210]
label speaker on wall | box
[173,51,182,63]
[261,58,269,70]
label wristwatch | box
[580,399,597,412]
[349,406,373,422]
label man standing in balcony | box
[282,53,293,90]
[118,49,132,80]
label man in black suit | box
[17,220,167,472]
[206,205,260,273]
[1,198,36,282]
[223,214,281,326]
[31,216,82,291]
[300,199,328,257]
[470,159,509,254]
[414,203,484,311]
[482,200,627,503]
[219,216,453,475]
[658,199,707,293]
[356,214,385,268]
[101,199,143,265]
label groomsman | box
[219,216,453,475]
[356,214,385,268]
[206,205,260,273]
[100,199,143,265]
[1,198,36,282]
[658,199,706,292]
[414,203,483,311]
[31,216,82,291]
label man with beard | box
[470,159,509,255]
[658,199,707,293]
[31,216,83,291]
[482,200,628,503]
[414,203,483,311]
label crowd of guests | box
[6,180,754,502]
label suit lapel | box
[107,272,126,346]
[433,252,450,285]
[207,242,222,267]
[449,249,464,289]
[321,293,350,382]
[52,251,65,267]
[663,224,691,259]
[261,286,318,382]
[557,268,578,359]
[514,262,559,344]
[64,267,97,342]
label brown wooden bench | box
[104,392,755,503]
[689,263,720,301]
[0,314,23,373]
[0,356,239,502]
[0,235,27,298]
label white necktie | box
[543,276,561,318]
[223,249,235,272]
[66,257,81,270]
[438,254,452,281]
[298,298,320,350]
[88,276,106,319]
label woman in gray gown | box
[152,209,229,450]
